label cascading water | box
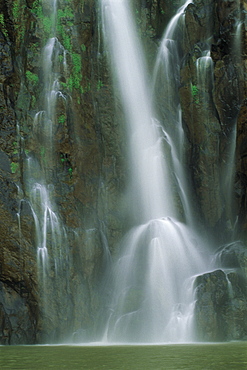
[101,0,207,343]
[12,0,241,344]
[22,0,71,340]
[152,0,194,226]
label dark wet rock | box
[194,241,247,341]
[194,268,247,341]
[0,282,36,344]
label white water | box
[152,0,194,226]
[153,0,192,109]
[22,0,71,337]
[196,52,214,93]
[102,0,175,223]
[101,0,207,343]
[27,3,66,276]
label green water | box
[0,343,246,369]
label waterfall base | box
[103,218,207,343]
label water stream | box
[17,0,242,344]
[101,0,208,343]
[22,0,71,339]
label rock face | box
[194,241,247,341]
[0,0,124,344]
[180,0,244,236]
[0,0,247,343]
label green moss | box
[13,141,18,154]
[81,44,86,52]
[40,146,45,158]
[0,13,8,38]
[97,80,104,91]
[58,114,66,124]
[13,0,25,42]
[68,167,73,178]
[0,13,4,25]
[11,162,19,174]
[60,82,67,90]
[72,53,81,73]
[31,95,36,108]
[57,6,74,51]
[191,84,199,104]
[30,42,39,53]
[32,0,42,18]
[67,53,82,91]
[57,23,72,51]
[43,16,52,35]
[13,0,21,21]
[26,71,39,84]
[32,1,55,38]
[57,7,74,20]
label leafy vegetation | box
[97,80,104,91]
[58,115,66,124]
[191,84,199,104]
[0,13,8,38]
[13,0,25,42]
[26,71,39,85]
[68,167,73,178]
[81,44,86,52]
[43,16,52,35]
[12,141,18,154]
[11,162,19,174]
[68,53,82,90]
[57,7,74,51]
[32,0,42,19]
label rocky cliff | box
[180,0,247,341]
[0,0,247,344]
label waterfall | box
[22,0,71,341]
[102,0,175,223]
[152,0,194,226]
[101,0,207,343]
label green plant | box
[13,141,18,154]
[13,0,25,41]
[0,13,4,25]
[13,0,21,21]
[191,84,199,104]
[32,0,42,19]
[0,13,7,37]
[72,53,81,74]
[68,167,73,178]
[67,53,82,90]
[58,114,66,124]
[43,16,52,35]
[81,44,86,52]
[40,146,45,158]
[97,80,104,91]
[57,6,74,51]
[31,95,36,108]
[11,162,19,174]
[26,71,39,84]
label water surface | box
[0,343,246,369]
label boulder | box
[194,241,247,341]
